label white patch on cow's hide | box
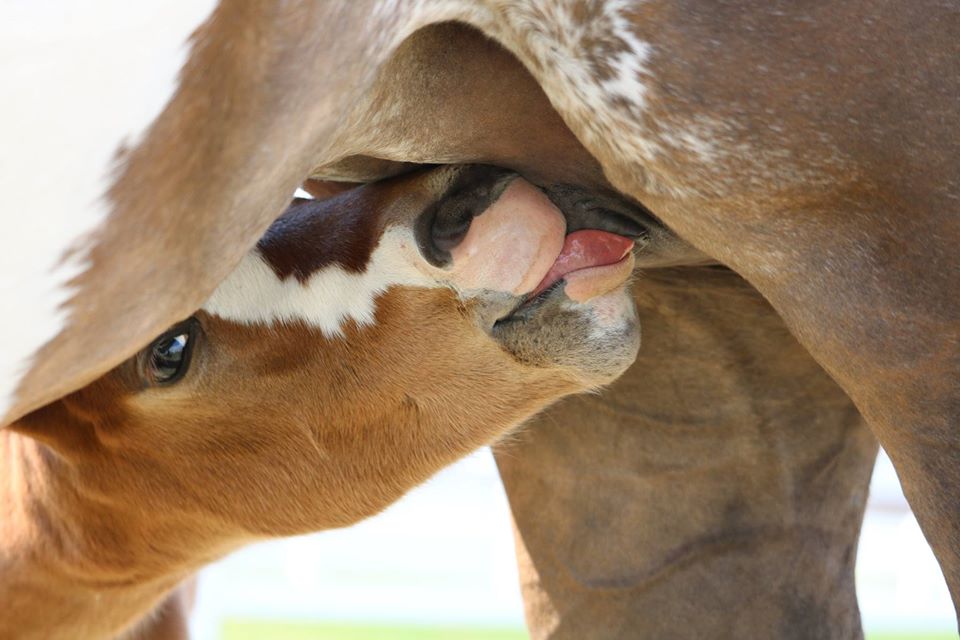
[355,0,734,196]
[496,1,663,170]
[489,1,844,197]
[0,2,217,419]
[203,227,436,338]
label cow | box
[2,2,957,638]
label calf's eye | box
[141,318,199,386]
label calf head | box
[13,166,649,560]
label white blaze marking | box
[0,2,217,419]
[203,227,436,337]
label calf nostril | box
[415,198,476,268]
[543,184,654,239]
[415,165,518,268]
[431,198,477,253]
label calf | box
[0,165,686,639]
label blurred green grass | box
[223,621,957,640]
[222,620,528,640]
[868,634,958,640]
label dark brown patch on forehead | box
[257,188,390,282]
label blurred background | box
[188,448,956,640]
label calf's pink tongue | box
[531,230,635,298]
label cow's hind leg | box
[496,268,877,639]
[539,0,960,617]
